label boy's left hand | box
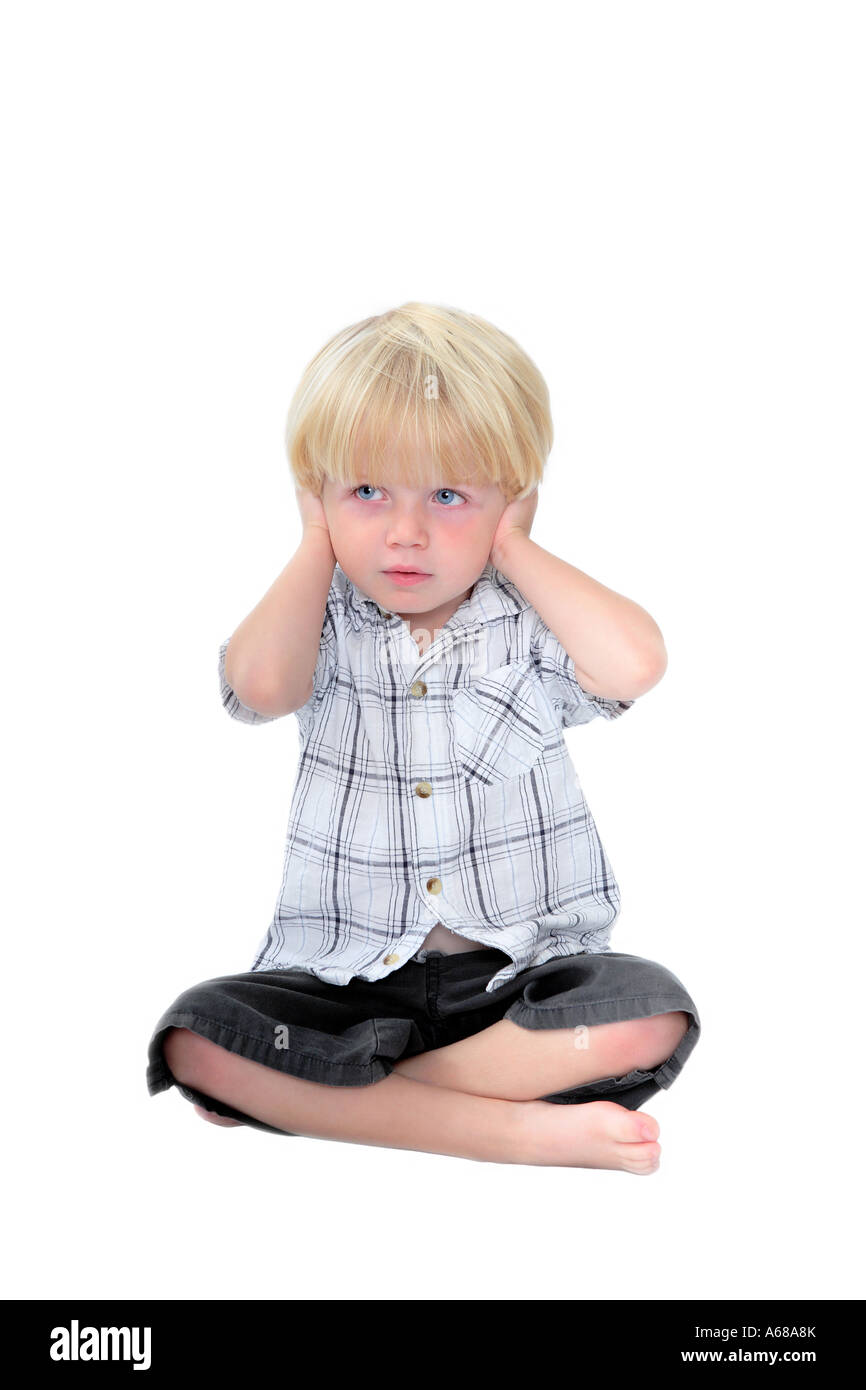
[489,486,539,571]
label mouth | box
[382,567,431,584]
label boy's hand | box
[489,486,538,571]
[295,484,333,544]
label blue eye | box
[353,484,466,505]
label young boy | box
[146,302,700,1173]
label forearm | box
[224,528,337,715]
[494,532,667,700]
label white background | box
[2,0,863,1301]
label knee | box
[162,1026,222,1089]
[622,1010,690,1072]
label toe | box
[620,1141,662,1174]
[194,1104,243,1127]
[598,1102,660,1144]
[635,1110,659,1142]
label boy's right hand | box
[295,484,333,544]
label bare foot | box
[193,1104,243,1128]
[518,1099,662,1173]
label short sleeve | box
[529,610,635,728]
[218,640,281,724]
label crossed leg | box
[390,1011,690,1099]
[194,1012,687,1122]
[185,1011,689,1172]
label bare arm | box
[224,498,336,718]
[494,531,667,702]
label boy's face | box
[320,459,509,634]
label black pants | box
[146,947,701,1136]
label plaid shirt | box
[218,561,634,994]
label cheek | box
[439,513,494,559]
[328,508,364,541]
[440,510,480,539]
[453,504,492,530]
[339,503,386,537]
[458,511,497,547]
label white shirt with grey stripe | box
[218,561,635,995]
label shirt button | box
[415,781,432,798]
[426,877,443,895]
[409,680,427,698]
[383,952,400,965]
[377,607,393,619]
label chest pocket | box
[451,660,546,783]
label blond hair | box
[285,302,552,502]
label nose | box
[385,499,428,547]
